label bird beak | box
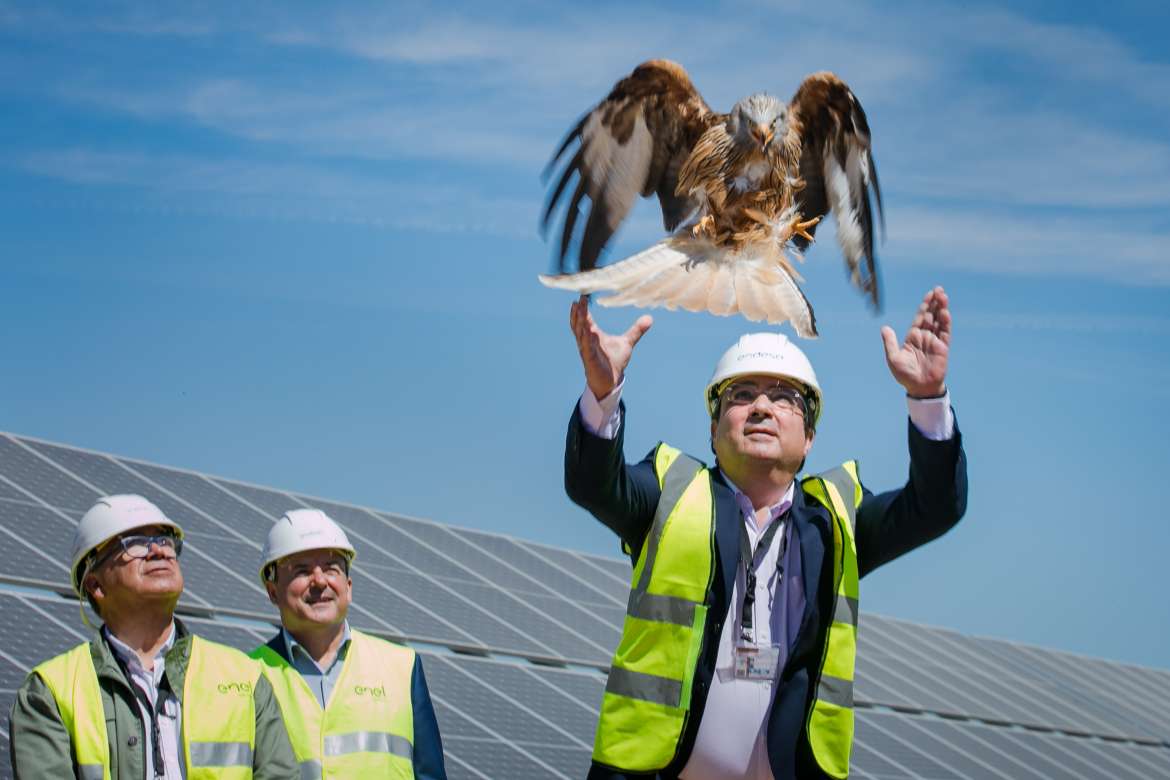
[754,124,773,150]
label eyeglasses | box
[95,532,183,568]
[720,380,807,417]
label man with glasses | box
[8,493,297,779]
[564,287,968,779]
[251,508,447,779]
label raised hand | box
[569,295,653,400]
[881,286,951,398]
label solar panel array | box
[1,430,1168,779]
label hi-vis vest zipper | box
[251,629,415,779]
[34,635,261,780]
[593,443,862,778]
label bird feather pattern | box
[538,229,818,338]
[540,60,881,335]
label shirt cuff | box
[907,390,955,441]
[578,379,625,440]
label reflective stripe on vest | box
[593,443,713,772]
[801,461,863,780]
[594,446,864,775]
[252,629,415,779]
[34,637,260,780]
[181,636,259,779]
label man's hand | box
[881,286,951,398]
[570,295,653,400]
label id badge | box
[734,644,780,682]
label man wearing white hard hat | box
[8,494,297,779]
[565,288,968,780]
[250,508,447,779]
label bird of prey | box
[538,59,884,338]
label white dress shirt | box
[579,380,954,778]
[104,622,183,780]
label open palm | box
[881,287,951,398]
[570,296,653,400]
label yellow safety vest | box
[593,444,863,777]
[34,635,261,780]
[251,628,415,779]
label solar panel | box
[515,541,628,605]
[420,654,581,748]
[180,616,273,653]
[523,592,621,648]
[211,478,302,521]
[869,714,1017,780]
[0,436,101,512]
[0,501,77,585]
[304,500,484,587]
[450,526,622,607]
[452,580,611,663]
[4,431,1170,779]
[384,513,552,595]
[0,477,30,501]
[865,617,1091,732]
[1120,742,1170,776]
[851,736,918,779]
[578,552,633,584]
[1035,732,1147,780]
[526,665,605,712]
[520,743,592,778]
[344,570,482,646]
[854,710,964,779]
[441,736,560,780]
[912,717,1050,780]
[119,461,274,539]
[446,656,599,744]
[0,593,88,668]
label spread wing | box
[542,60,716,272]
[788,72,884,308]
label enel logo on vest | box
[217,681,253,694]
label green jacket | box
[7,619,297,780]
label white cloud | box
[963,311,1170,336]
[890,205,1170,285]
[7,0,1170,284]
[11,147,536,236]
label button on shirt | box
[283,622,352,709]
[579,380,955,779]
[103,623,182,780]
[681,476,803,780]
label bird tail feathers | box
[538,237,817,338]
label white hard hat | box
[705,332,823,425]
[260,508,356,584]
[71,494,183,598]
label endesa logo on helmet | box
[735,350,785,362]
[217,681,254,694]
[354,684,386,697]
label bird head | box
[729,93,786,153]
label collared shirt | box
[681,475,805,779]
[103,622,183,780]
[282,621,352,709]
[579,380,955,779]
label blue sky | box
[1,0,1168,668]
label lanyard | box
[739,515,787,644]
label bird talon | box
[790,215,821,243]
[691,215,716,239]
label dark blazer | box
[565,402,968,780]
[260,631,448,780]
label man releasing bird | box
[539,60,884,337]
